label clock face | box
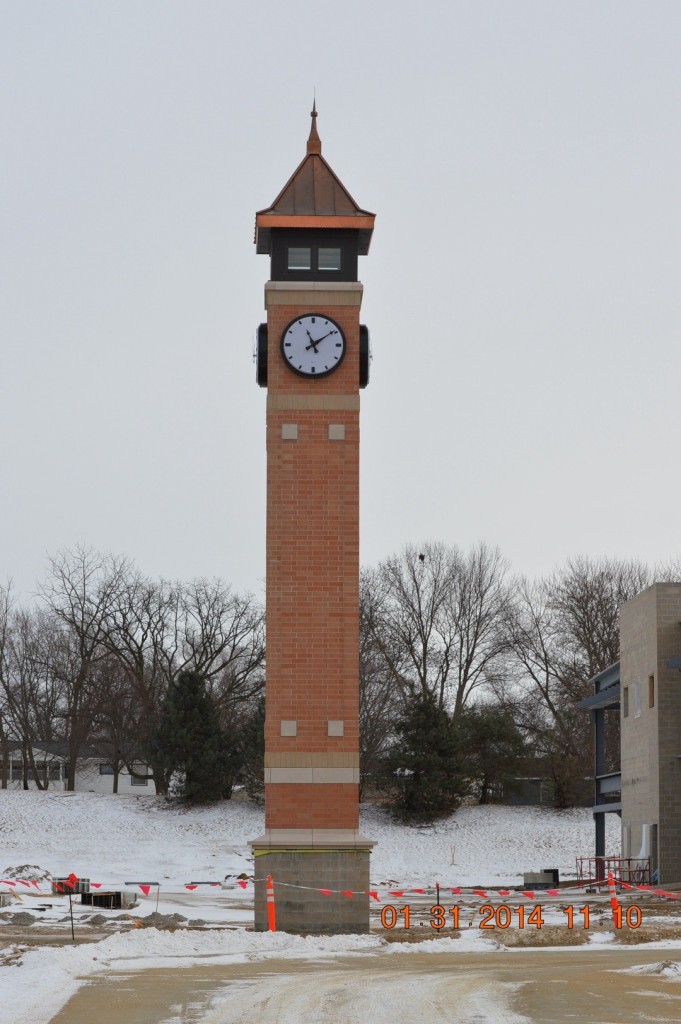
[280,314,346,378]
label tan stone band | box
[265,767,359,784]
[265,752,359,768]
[265,281,363,308]
[267,393,360,411]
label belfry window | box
[286,246,342,273]
[318,247,341,271]
[287,247,311,270]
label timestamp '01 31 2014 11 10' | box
[379,904,643,930]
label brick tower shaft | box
[249,110,375,933]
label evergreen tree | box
[383,694,468,822]
[240,697,265,803]
[151,669,233,804]
[458,705,527,804]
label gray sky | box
[1,0,680,602]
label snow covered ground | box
[1,791,679,1024]
[0,789,620,890]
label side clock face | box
[280,314,345,378]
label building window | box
[648,674,655,708]
[99,763,114,775]
[623,686,629,718]
[130,763,148,786]
[634,682,642,718]
[287,247,311,270]
[318,247,341,271]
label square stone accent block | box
[253,848,372,934]
[280,720,297,737]
[328,423,345,441]
[280,423,298,440]
[327,720,344,736]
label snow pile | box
[622,959,681,978]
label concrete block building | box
[620,583,681,883]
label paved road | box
[50,945,681,1024]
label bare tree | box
[366,542,512,716]
[446,543,514,717]
[0,583,14,788]
[549,555,652,686]
[102,570,265,794]
[99,571,176,792]
[358,568,401,798]
[506,556,653,806]
[39,547,129,789]
[654,558,681,583]
[0,587,65,790]
[90,653,145,793]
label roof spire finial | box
[307,96,321,155]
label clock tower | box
[250,107,375,933]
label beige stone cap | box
[249,828,376,850]
[265,280,363,308]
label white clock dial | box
[280,314,346,378]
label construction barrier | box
[3,874,680,903]
[265,874,276,932]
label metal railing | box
[576,856,651,886]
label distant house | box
[500,777,554,807]
[3,742,156,795]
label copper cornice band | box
[256,213,375,230]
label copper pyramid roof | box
[255,106,375,255]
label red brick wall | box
[265,783,360,830]
[265,299,361,830]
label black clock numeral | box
[311,316,316,323]
[311,367,316,373]
[285,342,291,347]
[335,342,342,347]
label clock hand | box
[305,329,337,350]
[305,329,320,353]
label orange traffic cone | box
[265,874,276,932]
[607,872,619,921]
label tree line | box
[360,542,678,817]
[0,548,265,796]
[1,543,677,814]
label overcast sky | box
[1,1,680,602]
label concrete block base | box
[251,847,372,934]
